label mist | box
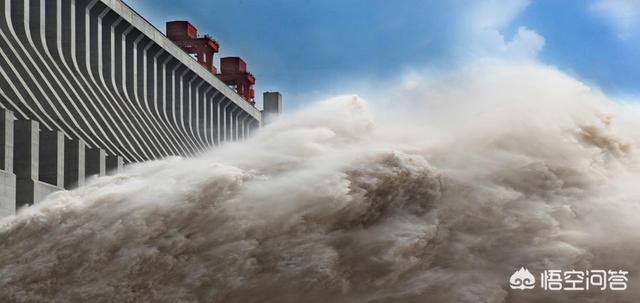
[1,62,639,303]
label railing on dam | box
[0,0,281,214]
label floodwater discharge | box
[1,63,639,302]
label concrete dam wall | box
[0,0,280,216]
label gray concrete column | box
[0,110,16,217]
[263,92,283,124]
[234,111,240,141]
[239,115,249,140]
[85,148,106,178]
[39,130,65,188]
[14,120,39,208]
[228,107,238,142]
[14,120,39,182]
[65,138,86,189]
[0,110,14,172]
[14,121,63,207]
[106,154,124,175]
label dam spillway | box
[0,0,282,217]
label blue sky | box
[125,0,639,108]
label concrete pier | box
[14,120,40,208]
[0,111,123,212]
[106,155,124,175]
[39,130,65,188]
[86,148,107,178]
[64,139,86,189]
[13,121,62,208]
[0,110,15,217]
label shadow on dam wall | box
[0,108,123,217]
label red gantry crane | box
[166,21,256,106]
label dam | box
[0,0,283,217]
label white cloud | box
[458,0,545,60]
[591,0,640,38]
[468,0,532,29]
[502,26,546,59]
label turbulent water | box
[1,63,640,303]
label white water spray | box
[1,62,639,303]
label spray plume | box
[1,62,639,303]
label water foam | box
[1,62,639,302]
